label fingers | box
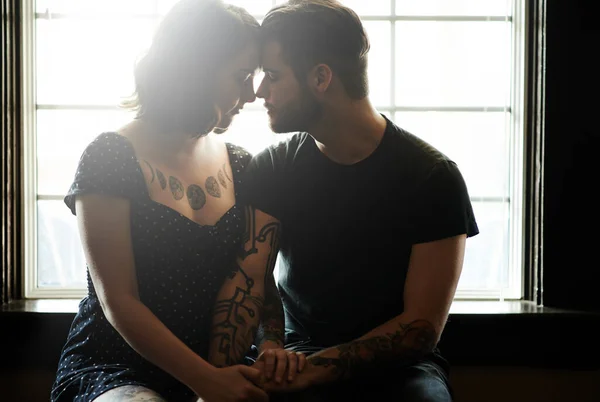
[286,351,298,382]
[261,349,277,381]
[257,349,306,384]
[273,349,291,383]
[297,352,307,372]
[238,365,263,385]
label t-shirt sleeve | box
[238,144,287,221]
[410,160,479,244]
[64,133,146,215]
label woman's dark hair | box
[121,0,259,135]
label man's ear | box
[307,64,333,95]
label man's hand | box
[257,361,321,394]
[254,345,307,384]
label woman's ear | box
[307,63,333,95]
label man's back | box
[241,116,479,347]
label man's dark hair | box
[261,0,370,100]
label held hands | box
[256,346,307,384]
[251,345,323,393]
[197,364,269,402]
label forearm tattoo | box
[239,206,284,347]
[211,266,265,366]
[309,320,437,379]
[210,207,282,365]
[258,275,285,347]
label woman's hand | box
[196,365,269,402]
[255,346,307,384]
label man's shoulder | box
[384,121,454,179]
[250,132,312,168]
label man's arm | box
[266,233,466,390]
[256,271,285,351]
[208,207,281,367]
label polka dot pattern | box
[51,132,252,401]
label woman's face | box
[213,40,259,133]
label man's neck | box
[309,99,387,165]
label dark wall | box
[542,0,600,311]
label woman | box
[51,1,269,401]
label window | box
[23,0,526,299]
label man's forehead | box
[260,40,284,66]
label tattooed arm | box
[208,207,281,367]
[264,234,467,391]
[255,272,285,351]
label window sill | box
[2,299,599,370]
[0,298,581,314]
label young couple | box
[51,1,479,401]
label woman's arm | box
[76,195,217,394]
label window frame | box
[21,0,529,299]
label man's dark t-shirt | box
[240,116,479,349]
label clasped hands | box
[251,345,313,393]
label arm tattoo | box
[168,176,184,200]
[211,266,265,366]
[209,207,282,366]
[239,206,280,272]
[109,385,165,401]
[241,206,284,347]
[142,160,155,183]
[257,274,285,347]
[205,176,221,198]
[186,184,206,210]
[156,169,167,190]
[309,320,437,379]
[218,169,228,189]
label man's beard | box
[270,87,322,134]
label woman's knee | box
[92,385,167,401]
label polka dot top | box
[51,132,252,402]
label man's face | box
[256,40,322,133]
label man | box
[242,1,479,400]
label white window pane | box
[394,111,509,198]
[396,0,512,17]
[37,109,135,196]
[395,21,511,107]
[219,110,293,155]
[364,21,392,107]
[37,200,87,288]
[458,201,509,290]
[37,0,159,15]
[36,18,156,105]
[276,0,392,16]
